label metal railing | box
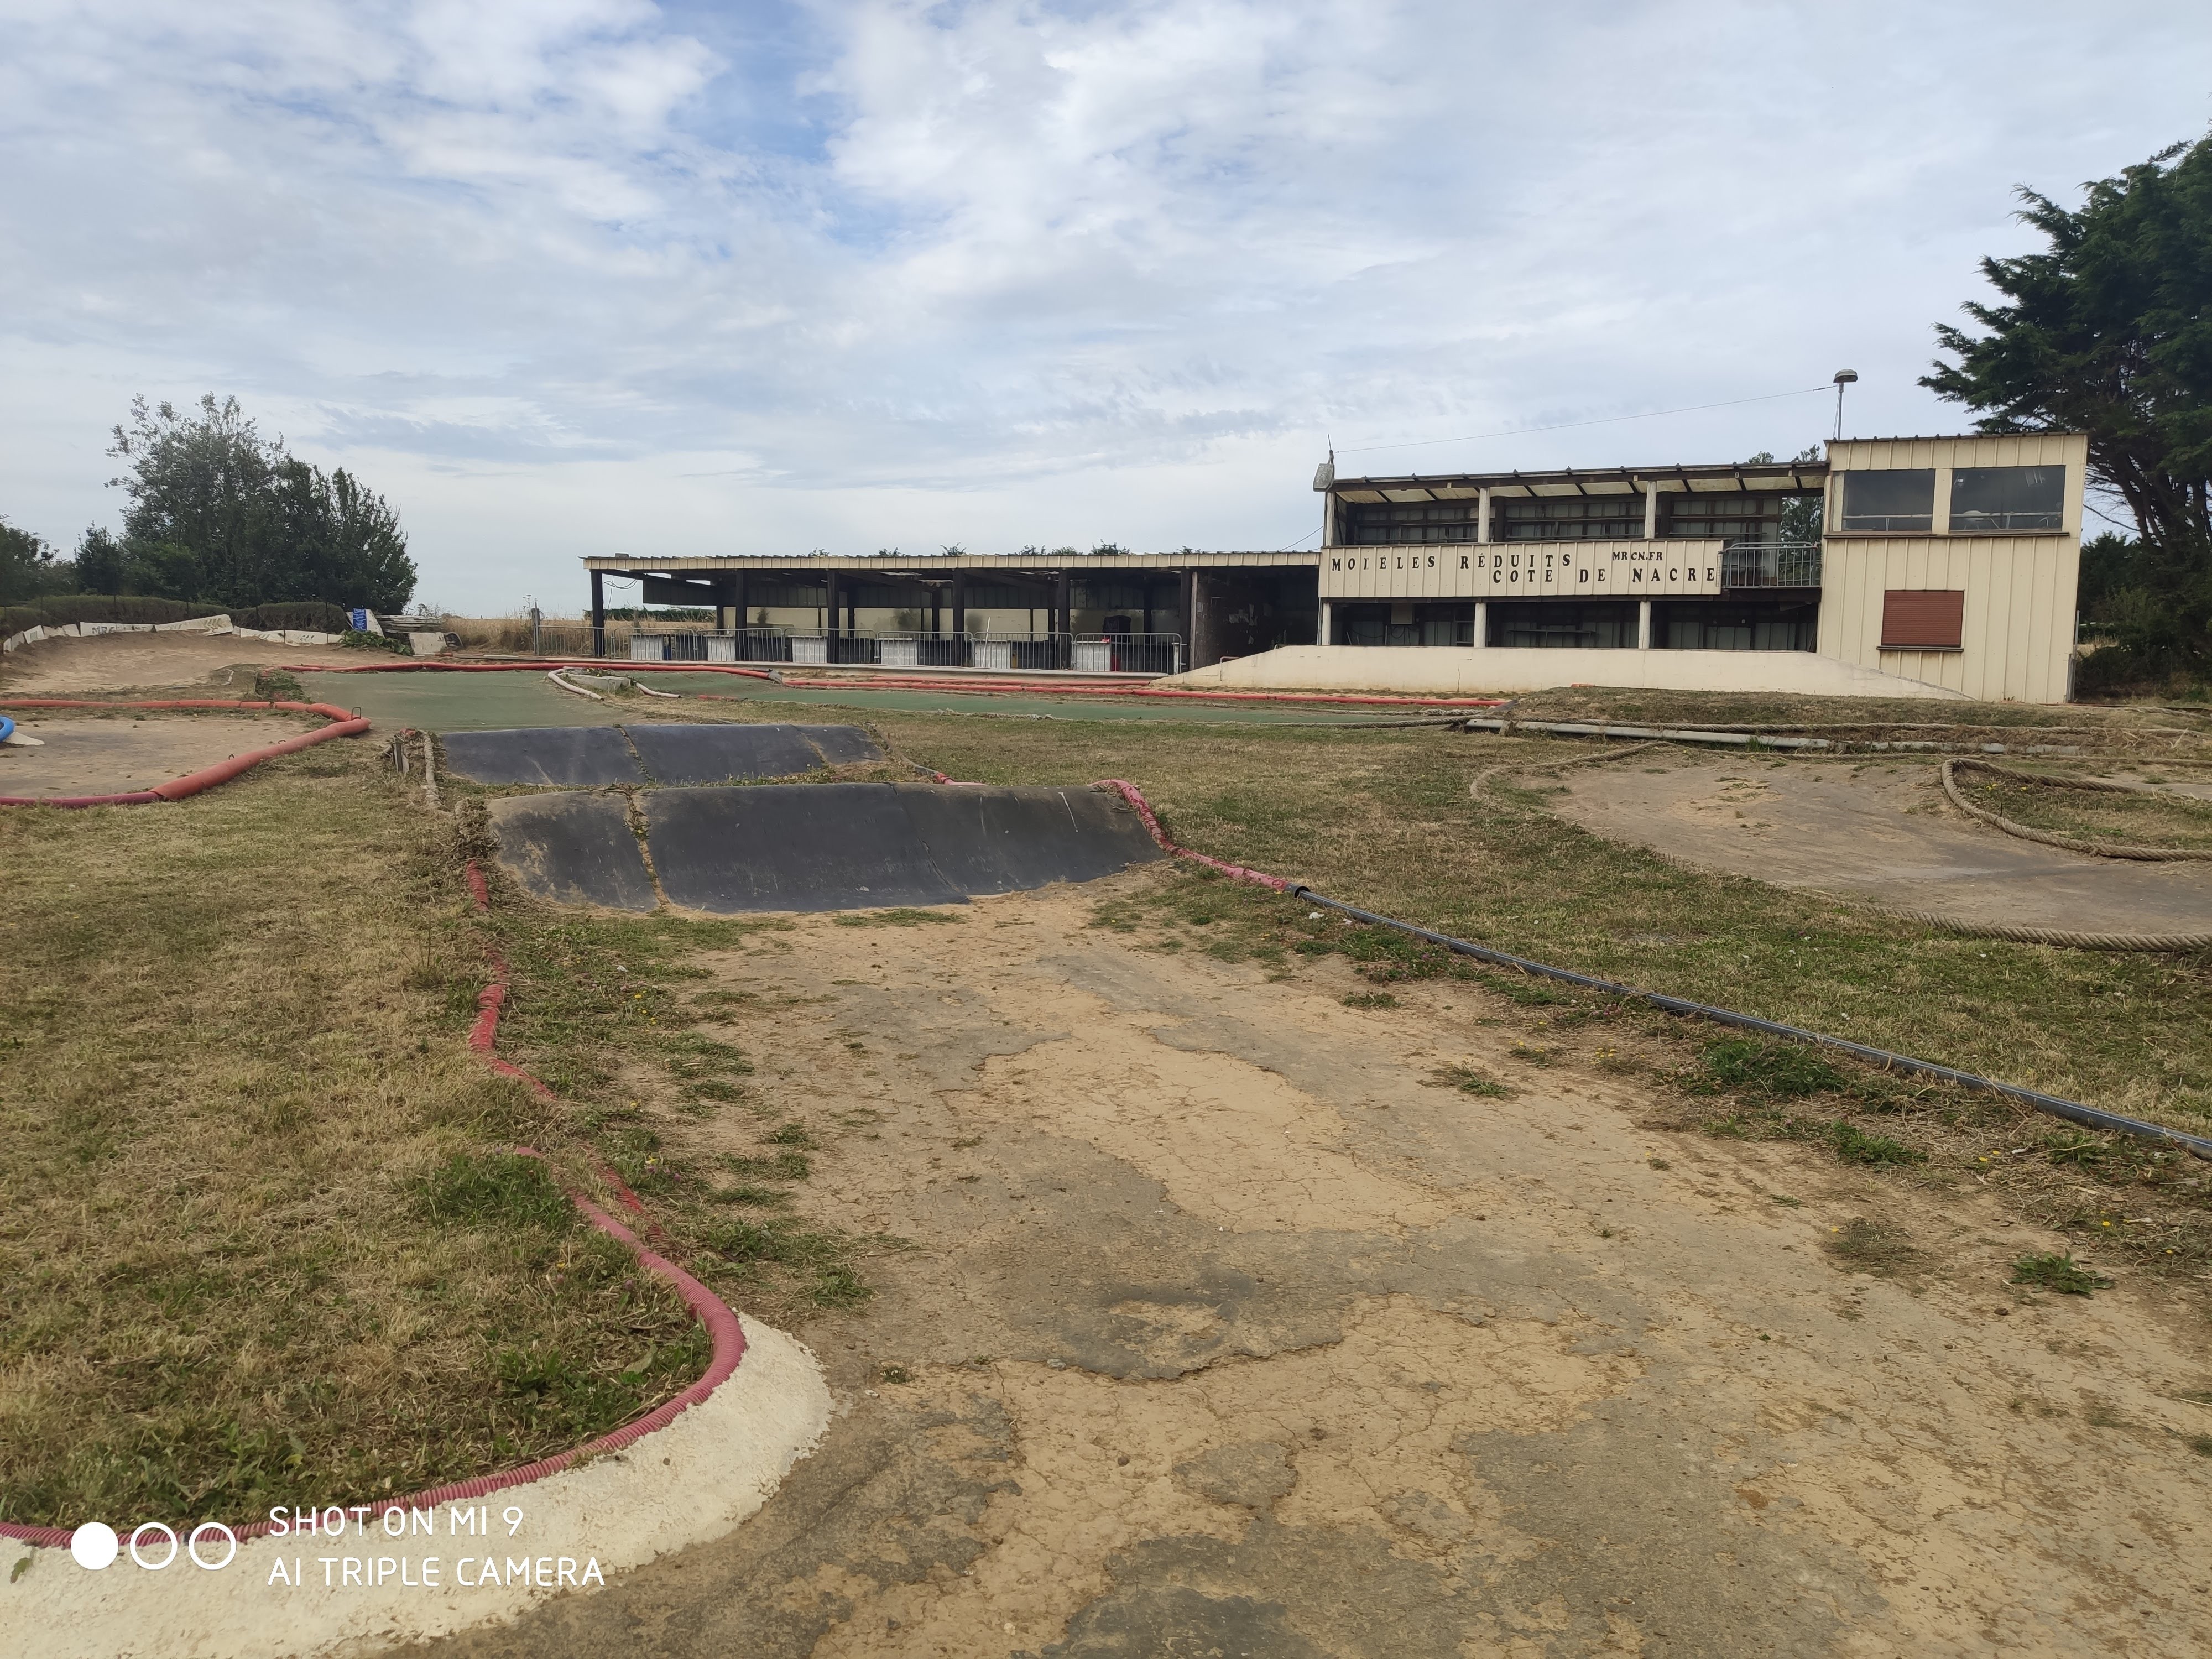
[1719,541,1822,589]
[601,628,1183,674]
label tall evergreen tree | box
[1922,133,2212,674]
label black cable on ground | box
[1288,888,2212,1162]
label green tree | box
[107,394,417,611]
[0,515,62,604]
[1922,133,2212,675]
[73,525,126,594]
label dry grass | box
[1956,770,2212,852]
[0,739,706,1530]
[845,710,2212,1132]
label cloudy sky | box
[2,1,2206,613]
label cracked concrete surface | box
[420,876,2212,1658]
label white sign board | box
[1321,540,1725,601]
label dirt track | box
[1551,756,2212,937]
[0,712,323,797]
[0,632,363,694]
[427,880,2212,1658]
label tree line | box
[1,395,416,613]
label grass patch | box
[2012,1252,2114,1295]
[1828,1123,1925,1167]
[1958,771,2212,852]
[1342,992,1399,1009]
[0,747,706,1530]
[832,909,963,928]
[1431,1065,1515,1098]
[1823,1218,1926,1277]
[1691,1037,1845,1099]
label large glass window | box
[1839,470,1934,533]
[1663,494,1782,541]
[1486,601,1636,649]
[1655,600,1818,651]
[1948,466,2064,532]
[1497,495,1643,540]
[1345,503,1479,544]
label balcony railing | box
[589,628,1182,675]
[1719,541,1822,590]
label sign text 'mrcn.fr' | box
[1320,540,1728,601]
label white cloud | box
[0,0,2206,607]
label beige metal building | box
[583,432,2088,702]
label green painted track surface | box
[296,670,1433,732]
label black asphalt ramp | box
[643,783,1163,914]
[441,727,643,787]
[625,722,881,784]
[488,794,658,911]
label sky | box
[1,1,2207,615]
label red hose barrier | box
[0,698,370,809]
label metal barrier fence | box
[596,629,1183,673]
[1719,541,1822,589]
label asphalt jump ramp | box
[440,722,881,787]
[489,783,1164,912]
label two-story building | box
[582,431,2088,703]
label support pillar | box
[1473,600,1488,647]
[952,572,967,648]
[590,569,606,658]
[1055,568,1072,638]
[1477,489,1492,545]
[825,572,840,641]
[1318,600,1333,646]
[1642,481,1659,540]
[1637,599,1653,650]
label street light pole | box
[1832,369,1858,441]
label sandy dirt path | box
[423,878,2212,1658]
[0,632,366,694]
[1551,755,2212,936]
[0,712,326,796]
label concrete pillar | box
[590,570,606,658]
[1477,489,1492,545]
[1637,599,1653,650]
[825,572,839,636]
[1642,482,1659,540]
[1473,600,1488,648]
[1318,600,1333,645]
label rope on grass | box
[1940,757,2212,862]
[1864,906,2212,953]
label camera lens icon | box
[70,1522,119,1571]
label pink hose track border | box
[1,862,748,1551]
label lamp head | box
[1833,369,1859,385]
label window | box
[1487,601,1636,649]
[1948,466,2064,532]
[1880,589,1965,650]
[1346,503,1478,544]
[1839,470,1934,533]
[1663,494,1782,542]
[1498,495,1642,540]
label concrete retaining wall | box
[1157,646,1972,701]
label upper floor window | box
[1948,466,2064,533]
[1498,495,1642,540]
[1839,470,1934,533]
